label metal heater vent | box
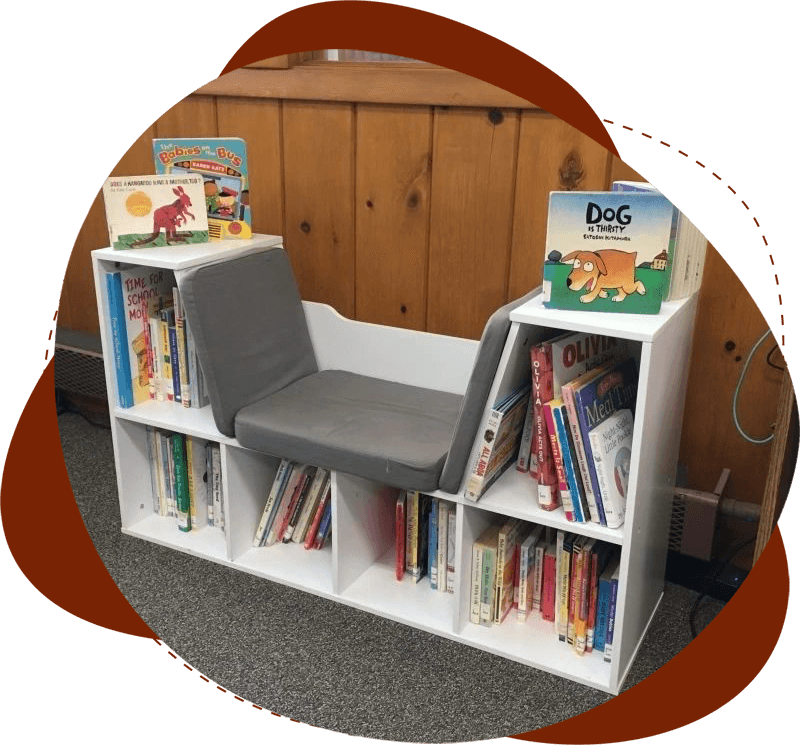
[54,343,107,399]
[668,494,688,552]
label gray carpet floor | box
[59,411,724,742]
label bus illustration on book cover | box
[542,191,675,314]
[153,137,252,241]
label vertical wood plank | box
[609,155,645,185]
[154,95,218,138]
[355,104,432,330]
[60,126,157,335]
[282,101,355,316]
[426,107,519,339]
[679,246,784,566]
[507,112,611,301]
[217,98,284,237]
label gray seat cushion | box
[179,248,318,437]
[235,370,463,492]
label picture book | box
[542,191,676,314]
[588,409,635,530]
[153,138,252,241]
[103,174,209,249]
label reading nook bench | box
[178,245,537,493]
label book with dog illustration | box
[102,174,209,250]
[542,191,676,314]
[153,138,252,241]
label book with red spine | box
[275,467,312,543]
[540,540,557,622]
[304,484,331,550]
[395,492,406,581]
[542,401,575,521]
[530,341,559,509]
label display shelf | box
[94,237,697,696]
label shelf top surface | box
[510,293,694,343]
[92,234,283,270]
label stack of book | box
[252,461,332,550]
[517,332,638,529]
[395,492,456,592]
[145,427,223,533]
[105,267,210,411]
[470,522,621,661]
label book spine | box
[160,310,173,402]
[205,443,213,525]
[437,500,449,593]
[149,316,163,402]
[552,405,585,523]
[541,551,556,622]
[171,433,191,532]
[479,546,496,626]
[543,403,575,521]
[283,468,317,543]
[556,533,572,642]
[531,344,558,510]
[517,539,531,622]
[142,305,156,400]
[465,408,503,501]
[446,506,456,594]
[211,444,223,530]
[516,393,535,474]
[428,498,439,590]
[106,273,134,408]
[295,469,327,544]
[575,394,608,526]
[604,580,619,663]
[305,484,330,550]
[152,430,167,516]
[277,469,309,543]
[532,542,545,612]
[586,549,600,654]
[494,528,507,625]
[185,433,197,530]
[145,426,160,514]
[405,491,419,577]
[173,287,190,408]
[562,386,600,523]
[168,326,182,404]
[313,500,332,550]
[567,539,583,646]
[253,460,291,546]
[573,542,593,654]
[395,493,406,581]
[186,323,198,408]
[595,580,610,654]
[470,542,483,623]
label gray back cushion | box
[438,287,541,493]
[179,248,318,437]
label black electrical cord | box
[688,535,756,638]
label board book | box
[103,173,209,249]
[153,138,252,241]
[542,191,675,314]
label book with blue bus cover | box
[542,191,675,314]
[153,138,252,241]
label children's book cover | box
[542,191,675,314]
[103,174,209,249]
[153,138,252,240]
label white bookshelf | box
[93,235,696,695]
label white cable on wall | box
[732,328,775,445]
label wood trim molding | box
[196,65,540,109]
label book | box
[495,518,524,625]
[105,272,133,408]
[604,563,621,663]
[294,469,329,544]
[305,484,331,551]
[167,324,181,405]
[102,173,209,249]
[540,539,557,622]
[173,287,191,408]
[466,384,530,502]
[428,498,439,590]
[405,491,420,578]
[186,436,208,531]
[567,535,587,645]
[573,538,595,654]
[555,531,573,641]
[586,543,615,653]
[153,138,252,241]
[594,556,620,655]
[535,331,631,517]
[471,524,501,625]
[572,358,639,529]
[210,443,223,531]
[612,180,708,301]
[437,500,449,593]
[589,409,635,530]
[516,392,536,474]
[170,433,191,532]
[253,459,293,546]
[542,400,576,521]
[283,466,318,543]
[552,401,589,523]
[517,525,543,622]
[395,493,406,582]
[313,499,332,550]
[274,466,313,544]
[542,190,676,314]
[446,506,456,594]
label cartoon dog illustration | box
[561,249,645,304]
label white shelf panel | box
[458,612,612,693]
[113,401,236,444]
[466,468,625,545]
[123,514,228,563]
[92,234,283,270]
[510,293,692,343]
[235,542,334,598]
[339,547,456,636]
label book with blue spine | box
[168,324,182,404]
[552,401,587,523]
[105,272,134,408]
[604,563,621,662]
[543,191,676,314]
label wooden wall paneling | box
[217,98,284,238]
[426,107,520,340]
[282,101,356,316]
[507,112,612,301]
[60,126,158,335]
[679,246,784,565]
[609,155,645,185]
[154,95,218,138]
[354,104,432,330]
